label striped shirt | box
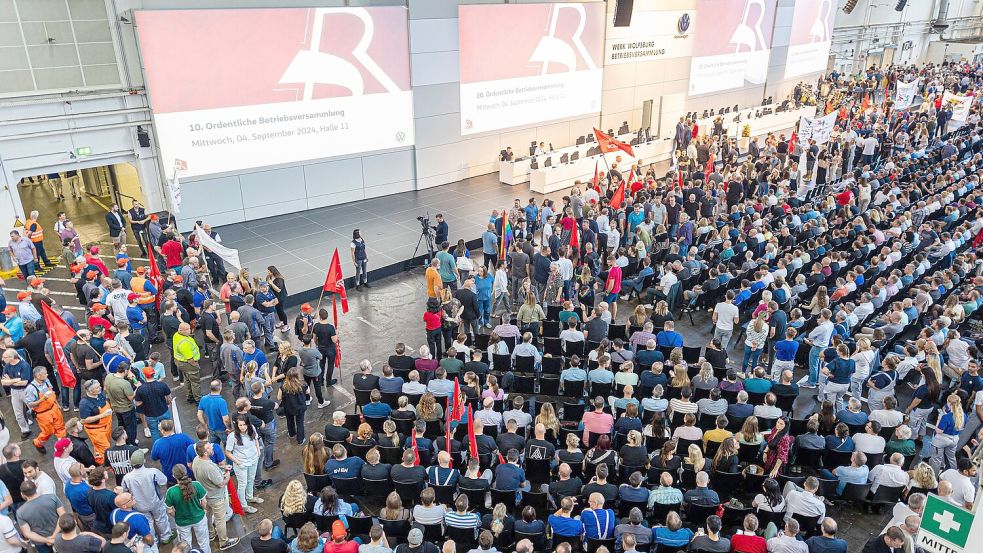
[444,510,480,529]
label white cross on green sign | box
[918,494,974,552]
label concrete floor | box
[2,176,894,553]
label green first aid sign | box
[918,494,974,552]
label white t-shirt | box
[0,515,20,553]
[713,302,740,331]
[940,469,976,507]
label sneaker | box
[34,444,47,455]
[364,282,372,288]
[318,401,330,409]
[20,431,31,440]
[305,399,312,406]
[61,405,69,412]
[269,459,281,469]
[249,496,265,504]
[161,535,176,545]
[799,383,818,389]
[256,480,272,490]
[144,428,151,439]
[244,506,258,514]
[220,538,240,550]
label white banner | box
[894,79,920,110]
[604,10,694,65]
[167,172,182,215]
[942,90,973,122]
[195,225,241,269]
[797,111,838,146]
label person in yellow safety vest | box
[24,366,66,454]
[173,322,202,403]
[23,211,52,268]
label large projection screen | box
[688,0,777,96]
[458,3,604,136]
[784,0,836,79]
[135,7,414,179]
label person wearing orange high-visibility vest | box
[130,266,159,339]
[79,379,114,465]
[24,366,66,454]
[23,210,52,268]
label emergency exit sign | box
[75,146,91,156]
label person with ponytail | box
[930,394,965,474]
[164,464,210,553]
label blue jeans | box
[146,411,172,443]
[742,346,762,372]
[209,429,226,445]
[258,420,276,468]
[808,345,823,385]
[478,298,492,326]
[18,262,34,278]
[261,312,275,349]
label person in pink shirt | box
[581,396,614,442]
[605,256,623,320]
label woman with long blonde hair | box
[850,338,876,400]
[302,433,329,475]
[669,364,690,389]
[535,402,560,440]
[416,392,444,422]
[683,443,707,472]
[378,420,402,448]
[907,462,938,491]
[280,479,308,517]
[629,305,648,327]
[930,394,965,473]
[381,491,411,521]
[924,341,943,384]
[738,416,762,445]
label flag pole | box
[314,288,327,314]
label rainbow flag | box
[500,210,512,263]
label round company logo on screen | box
[677,13,691,34]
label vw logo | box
[678,13,691,34]
[396,131,406,143]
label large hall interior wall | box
[829,0,983,71]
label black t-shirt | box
[362,462,391,481]
[353,373,379,392]
[312,322,337,353]
[250,397,276,424]
[88,488,117,533]
[582,482,618,503]
[134,381,171,417]
[324,425,351,442]
[463,361,489,376]
[201,312,220,343]
[459,475,489,491]
[251,537,290,553]
[524,439,555,462]
[497,432,525,454]
[388,355,415,372]
[103,543,135,553]
[549,477,583,500]
[0,460,24,502]
[72,343,100,377]
[125,333,147,362]
[105,444,137,483]
[161,315,181,341]
[390,464,427,485]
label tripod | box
[408,226,436,269]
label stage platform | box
[218,173,570,306]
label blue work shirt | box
[197,394,229,431]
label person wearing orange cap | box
[129,266,159,339]
[295,303,314,337]
[113,258,133,290]
[15,290,40,323]
[324,520,358,553]
[87,304,115,340]
[24,366,66,454]
[0,305,24,342]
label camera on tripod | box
[407,213,437,270]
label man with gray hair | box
[1,348,34,438]
[614,507,652,553]
[766,518,806,553]
[867,453,908,493]
[323,411,351,442]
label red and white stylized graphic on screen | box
[688,0,777,96]
[135,8,413,178]
[458,3,604,135]
[784,0,836,79]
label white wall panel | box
[362,150,416,186]
[302,158,364,196]
[244,198,309,222]
[413,83,460,118]
[410,51,460,87]
[307,189,365,210]
[239,167,306,208]
[414,113,462,148]
[409,19,458,53]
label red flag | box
[591,161,601,197]
[467,408,478,458]
[411,430,421,466]
[497,451,506,465]
[677,168,684,191]
[147,249,164,309]
[451,378,462,421]
[227,479,245,516]
[609,180,627,210]
[593,127,635,157]
[445,398,453,468]
[705,151,715,176]
[861,94,871,113]
[323,249,349,314]
[40,302,77,389]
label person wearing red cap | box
[294,303,314,337]
[25,366,66,455]
[87,305,115,340]
[84,246,109,278]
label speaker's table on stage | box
[498,131,640,185]
[529,138,673,194]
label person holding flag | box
[318,248,348,385]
